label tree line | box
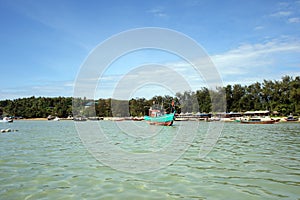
[0,96,72,118]
[0,76,299,118]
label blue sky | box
[0,0,299,99]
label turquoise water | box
[0,121,299,199]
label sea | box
[0,120,299,200]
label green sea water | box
[0,120,299,199]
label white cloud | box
[212,40,300,69]
[5,38,298,100]
[288,17,300,23]
[278,2,290,8]
[271,1,300,24]
[270,11,292,17]
[254,26,264,31]
[95,65,194,99]
[0,81,74,100]
[147,7,168,18]
[210,39,300,85]
[138,38,300,90]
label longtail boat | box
[144,101,175,126]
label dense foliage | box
[0,76,299,118]
[0,96,72,118]
[225,76,300,114]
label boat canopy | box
[244,110,270,116]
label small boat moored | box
[144,101,175,126]
[73,116,88,121]
[240,110,278,124]
[48,115,60,121]
[144,112,175,126]
[1,128,18,133]
[0,116,13,123]
[285,114,299,122]
[53,117,60,121]
[240,117,277,124]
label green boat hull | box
[144,112,175,126]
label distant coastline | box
[1,76,299,119]
[11,115,299,123]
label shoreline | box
[12,117,300,122]
[17,118,48,121]
[15,118,73,121]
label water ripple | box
[0,121,299,199]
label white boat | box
[285,114,299,122]
[1,128,18,133]
[240,116,277,124]
[48,115,60,121]
[0,117,13,123]
[53,117,60,121]
[241,110,280,124]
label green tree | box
[196,88,211,113]
[231,84,246,112]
